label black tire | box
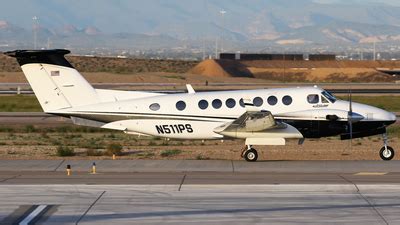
[244,148,258,162]
[379,146,395,161]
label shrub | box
[148,141,157,146]
[56,146,75,157]
[41,132,50,139]
[86,149,104,156]
[25,125,36,133]
[105,143,123,156]
[79,140,101,149]
[196,154,210,160]
[160,149,182,157]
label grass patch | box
[349,96,400,112]
[0,95,41,112]
[388,124,400,138]
[160,149,182,157]
[25,125,37,133]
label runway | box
[0,160,399,224]
[1,184,399,224]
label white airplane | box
[5,49,397,161]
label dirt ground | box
[0,131,397,161]
[248,67,394,82]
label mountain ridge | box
[1,0,400,50]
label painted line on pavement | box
[354,172,387,176]
[19,205,48,225]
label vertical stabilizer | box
[5,49,99,112]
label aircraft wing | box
[215,111,286,133]
[214,110,303,145]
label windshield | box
[321,90,337,103]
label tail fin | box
[5,49,99,112]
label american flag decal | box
[51,71,60,76]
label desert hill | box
[188,59,253,78]
[0,52,398,83]
[0,54,197,74]
[188,59,399,82]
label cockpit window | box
[321,96,329,103]
[321,91,337,103]
[307,94,319,104]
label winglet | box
[186,84,195,94]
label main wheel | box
[244,148,258,162]
[379,146,395,161]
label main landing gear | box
[241,145,258,162]
[380,133,395,161]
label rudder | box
[5,49,99,112]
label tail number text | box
[156,124,193,134]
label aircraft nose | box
[352,102,396,124]
[384,111,397,125]
[370,108,396,124]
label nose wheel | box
[380,146,394,161]
[241,145,258,162]
[380,133,395,161]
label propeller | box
[343,88,353,155]
[347,89,353,141]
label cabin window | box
[226,98,236,108]
[239,98,245,108]
[253,97,263,107]
[307,94,319,104]
[212,99,222,109]
[282,95,292,105]
[149,103,160,111]
[198,100,208,110]
[267,96,278,105]
[176,101,186,111]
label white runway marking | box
[19,205,47,225]
[354,172,387,176]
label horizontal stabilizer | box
[4,49,73,68]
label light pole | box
[219,10,226,54]
[32,16,39,49]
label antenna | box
[47,37,51,49]
[215,37,218,59]
[32,16,39,50]
[219,10,227,54]
[202,38,206,60]
[373,41,376,61]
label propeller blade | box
[349,120,353,140]
[348,88,353,151]
[348,88,352,114]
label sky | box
[314,0,400,6]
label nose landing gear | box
[380,133,395,161]
[241,145,258,162]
